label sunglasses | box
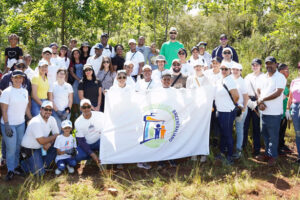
[169,32,177,35]
[103,61,110,64]
[220,68,229,71]
[223,51,231,55]
[220,38,227,41]
[84,68,92,72]
[16,65,26,69]
[173,63,181,66]
[117,76,126,79]
[163,78,171,81]
[43,108,53,112]
[81,105,91,109]
[178,52,185,55]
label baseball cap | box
[81,41,90,47]
[197,41,207,47]
[12,70,25,77]
[61,120,72,129]
[42,47,52,54]
[117,69,127,76]
[16,59,26,67]
[191,46,199,53]
[83,64,93,71]
[38,60,49,67]
[49,43,58,48]
[192,59,205,67]
[101,33,109,38]
[155,55,167,64]
[128,39,137,45]
[220,61,232,69]
[80,99,92,107]
[161,70,172,77]
[265,56,277,63]
[124,60,134,66]
[172,59,181,65]
[41,101,53,108]
[142,65,152,71]
[72,48,80,53]
[231,63,243,70]
[251,58,262,65]
[169,27,177,33]
[94,43,104,49]
[222,47,232,54]
[220,34,228,39]
[60,45,68,50]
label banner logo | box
[140,104,180,148]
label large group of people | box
[0,29,299,181]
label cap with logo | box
[41,101,53,108]
[83,64,93,71]
[12,70,25,77]
[265,56,277,63]
[95,43,104,49]
[169,27,177,33]
[61,120,73,129]
[251,58,262,65]
[80,99,92,107]
[128,39,137,45]
[142,65,152,71]
[42,47,52,54]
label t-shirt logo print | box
[88,124,95,133]
[8,51,17,58]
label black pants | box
[278,117,287,150]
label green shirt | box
[282,86,289,118]
[160,41,184,69]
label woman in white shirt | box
[0,70,32,181]
[58,45,70,70]
[186,60,210,89]
[214,62,239,164]
[231,64,249,159]
[49,69,73,131]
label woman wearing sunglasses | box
[78,64,102,111]
[97,56,116,111]
[214,62,239,165]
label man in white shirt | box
[221,47,238,69]
[257,56,286,166]
[75,99,104,167]
[90,33,115,58]
[20,101,59,175]
[125,39,145,81]
[86,44,103,75]
[135,65,161,92]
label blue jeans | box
[217,110,236,157]
[75,139,100,162]
[243,107,261,152]
[261,114,281,158]
[235,109,248,151]
[56,158,77,171]
[20,146,56,176]
[291,103,300,158]
[52,110,71,133]
[31,99,47,117]
[1,122,25,171]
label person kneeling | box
[54,120,77,175]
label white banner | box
[100,86,215,164]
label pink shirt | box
[290,78,300,103]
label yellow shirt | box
[31,75,49,99]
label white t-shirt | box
[125,51,145,76]
[113,75,136,88]
[186,75,210,89]
[231,75,247,107]
[54,134,77,162]
[181,63,194,76]
[57,57,70,70]
[199,52,212,68]
[86,55,103,75]
[135,79,161,92]
[49,82,73,111]
[215,75,237,112]
[244,72,265,97]
[204,69,222,86]
[21,114,59,149]
[24,67,36,80]
[259,71,286,115]
[0,86,28,125]
[75,111,104,144]
[90,44,115,58]
[152,69,165,82]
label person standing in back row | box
[212,34,238,63]
[160,27,184,69]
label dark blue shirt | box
[0,72,32,95]
[211,45,239,63]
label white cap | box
[80,99,91,107]
[161,70,172,77]
[192,59,205,67]
[142,65,152,71]
[171,59,180,65]
[222,47,233,55]
[169,27,177,33]
[128,39,137,45]
[220,61,232,69]
[231,63,242,70]
[61,120,72,129]
[124,60,134,66]
[38,59,49,67]
[42,47,52,54]
[83,64,93,71]
[41,101,53,108]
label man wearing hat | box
[160,27,184,69]
[135,65,161,92]
[212,34,238,63]
[86,44,103,75]
[90,33,115,58]
[171,59,187,89]
[75,99,104,166]
[125,39,145,81]
[152,55,167,82]
[197,41,212,68]
[20,101,60,176]
[257,56,286,166]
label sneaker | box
[169,160,177,167]
[5,171,14,181]
[137,162,151,170]
[267,157,276,166]
[116,164,124,170]
[14,166,25,177]
[225,156,234,165]
[215,153,226,161]
[55,169,62,175]
[191,156,197,161]
[66,165,75,174]
[200,155,207,163]
[232,150,242,160]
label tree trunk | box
[61,0,66,45]
[153,0,157,42]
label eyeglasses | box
[117,76,126,79]
[103,61,110,64]
[223,51,231,55]
[81,105,91,109]
[170,32,177,35]
[173,63,181,66]
[220,68,229,71]
[43,108,53,112]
